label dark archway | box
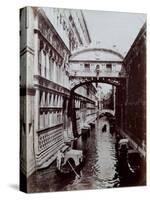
[67,78,126,138]
[70,79,121,92]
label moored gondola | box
[56,149,84,177]
[127,149,142,174]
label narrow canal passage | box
[67,116,119,190]
[28,116,143,192]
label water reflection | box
[63,117,119,191]
[28,116,144,192]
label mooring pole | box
[68,91,78,138]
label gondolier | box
[56,149,84,177]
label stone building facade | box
[74,83,98,134]
[116,23,146,156]
[20,7,96,178]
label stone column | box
[113,86,116,115]
[41,50,44,77]
[51,93,54,107]
[53,60,56,82]
[46,52,49,79]
[41,91,45,107]
[34,13,38,75]
[47,93,49,107]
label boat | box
[56,149,84,176]
[81,122,91,130]
[89,121,95,128]
[117,139,142,176]
[118,139,128,150]
[117,138,129,161]
[81,122,91,137]
[109,121,115,134]
[127,149,142,174]
[102,124,107,132]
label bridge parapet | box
[98,109,115,117]
[69,70,126,78]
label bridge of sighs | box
[68,47,127,137]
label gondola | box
[117,139,142,176]
[56,149,84,176]
[127,149,142,174]
[102,124,107,132]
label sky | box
[43,8,146,95]
[83,10,146,57]
[83,10,146,95]
[98,83,112,96]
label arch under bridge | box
[68,47,127,137]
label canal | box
[28,116,145,192]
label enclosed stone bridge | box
[69,47,126,88]
[68,47,127,137]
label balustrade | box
[38,127,63,152]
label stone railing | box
[69,69,126,78]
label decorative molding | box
[20,45,34,56]
[37,123,63,134]
[69,60,122,64]
[70,48,124,60]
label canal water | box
[66,116,120,190]
[28,117,144,192]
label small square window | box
[106,64,112,72]
[84,64,90,72]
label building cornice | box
[81,10,91,44]
[34,7,71,55]
[69,60,122,64]
[70,48,124,60]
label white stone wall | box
[20,7,94,177]
[20,7,37,177]
[43,8,90,51]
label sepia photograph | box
[20,7,146,193]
